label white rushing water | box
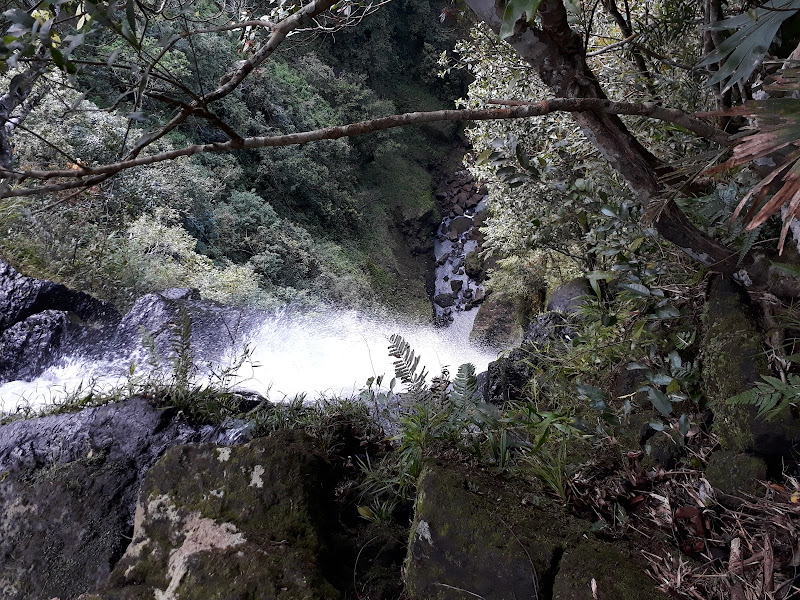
[0,306,497,416]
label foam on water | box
[0,307,497,415]
[234,308,495,399]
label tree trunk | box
[464,0,749,280]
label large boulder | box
[82,429,340,600]
[0,398,207,600]
[0,258,119,332]
[702,277,800,456]
[405,463,662,600]
[0,310,72,380]
[0,259,120,382]
[113,288,255,366]
[546,277,592,314]
[470,291,524,350]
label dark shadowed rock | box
[0,398,210,600]
[482,313,575,405]
[0,259,121,382]
[702,276,800,456]
[546,277,592,314]
[484,347,534,405]
[82,430,339,600]
[0,310,71,380]
[434,292,456,308]
[0,259,119,333]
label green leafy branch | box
[728,373,800,421]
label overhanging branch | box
[2,98,730,198]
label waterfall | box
[0,305,496,416]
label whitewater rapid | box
[0,306,496,416]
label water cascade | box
[0,170,497,416]
[0,300,496,415]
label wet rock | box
[702,277,800,456]
[434,293,456,308]
[0,398,206,600]
[113,289,254,365]
[448,216,472,238]
[0,259,120,333]
[0,310,72,381]
[451,205,464,216]
[546,277,592,314]
[85,430,339,599]
[0,259,121,382]
[450,280,463,293]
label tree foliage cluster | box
[0,0,466,309]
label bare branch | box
[2,97,731,197]
[122,0,339,161]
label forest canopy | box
[0,0,800,308]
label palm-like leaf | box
[698,0,800,93]
[704,71,800,251]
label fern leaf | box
[727,388,758,405]
[451,363,479,407]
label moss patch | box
[705,450,767,498]
[91,430,341,599]
[701,278,768,452]
[552,538,662,600]
[405,462,582,600]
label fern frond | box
[737,227,760,266]
[451,363,479,407]
[388,334,429,395]
[726,374,800,421]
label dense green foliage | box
[0,0,467,313]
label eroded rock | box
[84,429,339,599]
[0,398,205,600]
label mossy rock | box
[85,429,340,600]
[705,450,766,499]
[470,291,524,350]
[702,277,800,455]
[405,463,665,600]
[464,250,485,282]
[405,463,577,600]
[552,538,663,600]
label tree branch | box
[1,98,731,196]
